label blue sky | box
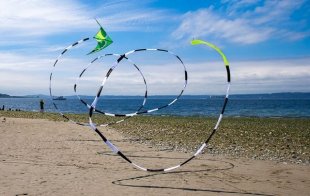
[0,0,309,96]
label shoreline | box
[1,110,309,165]
[1,109,310,119]
[1,94,310,118]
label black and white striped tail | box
[51,40,230,172]
[88,47,230,172]
[73,53,148,127]
[49,38,90,126]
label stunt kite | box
[87,19,113,55]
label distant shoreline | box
[1,92,310,99]
[0,93,38,99]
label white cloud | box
[172,8,273,44]
[0,0,176,95]
[172,0,309,44]
[0,53,51,71]
[249,1,303,25]
[98,9,171,32]
[0,0,173,41]
[1,49,309,95]
[0,0,91,36]
[0,0,309,96]
[230,57,310,93]
[0,51,91,95]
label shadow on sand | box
[100,152,274,196]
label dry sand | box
[0,118,309,196]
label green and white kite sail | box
[88,19,113,55]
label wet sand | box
[0,118,309,195]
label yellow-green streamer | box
[191,39,229,66]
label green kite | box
[88,19,113,55]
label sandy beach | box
[0,117,309,196]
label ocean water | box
[0,95,309,118]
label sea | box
[1,93,309,118]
